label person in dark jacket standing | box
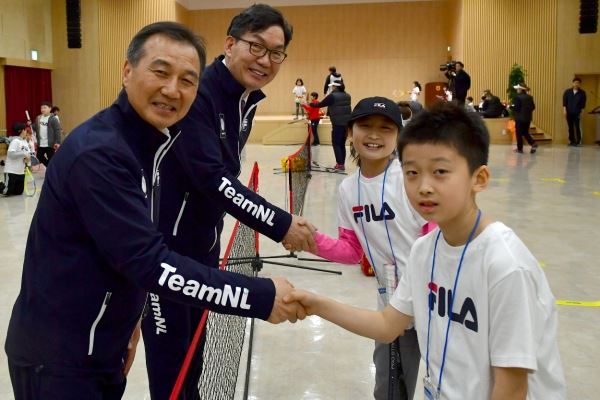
[5,21,304,400]
[310,82,351,170]
[143,6,316,400]
[563,77,587,146]
[31,101,62,166]
[510,83,538,154]
[445,61,470,106]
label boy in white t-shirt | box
[287,102,566,399]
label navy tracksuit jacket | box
[142,56,293,399]
[5,90,277,396]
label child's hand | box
[284,289,319,316]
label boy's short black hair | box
[50,106,60,113]
[310,92,318,98]
[13,122,27,134]
[227,4,293,48]
[41,101,52,108]
[572,77,582,83]
[398,102,489,173]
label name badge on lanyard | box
[423,376,441,399]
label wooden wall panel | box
[51,0,101,133]
[189,1,452,114]
[555,0,600,143]
[98,0,180,108]
[462,0,557,138]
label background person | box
[0,123,31,196]
[303,91,322,145]
[479,90,504,118]
[31,101,61,166]
[323,65,343,96]
[410,81,421,102]
[293,78,307,119]
[510,83,537,154]
[563,77,587,146]
[309,82,351,170]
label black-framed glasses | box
[233,36,287,64]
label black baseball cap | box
[348,96,403,130]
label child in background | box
[1,123,32,196]
[410,81,421,102]
[293,78,307,119]
[289,102,566,400]
[305,97,434,400]
[302,92,322,145]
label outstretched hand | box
[283,288,319,316]
[282,215,317,253]
[267,277,307,324]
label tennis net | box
[170,163,260,400]
[283,123,312,216]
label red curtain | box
[4,66,52,136]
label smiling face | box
[350,114,398,175]
[401,142,488,229]
[122,34,200,131]
[224,25,285,91]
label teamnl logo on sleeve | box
[352,202,395,223]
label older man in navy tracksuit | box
[5,22,302,400]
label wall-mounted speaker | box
[580,0,598,34]
[66,0,82,48]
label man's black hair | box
[329,66,336,73]
[456,61,464,68]
[40,101,52,108]
[227,4,293,48]
[127,21,206,71]
[398,102,489,173]
[573,77,582,83]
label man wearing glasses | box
[141,5,315,400]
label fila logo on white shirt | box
[373,103,386,108]
[428,281,478,332]
[352,202,395,223]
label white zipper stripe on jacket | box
[88,291,112,355]
[172,192,189,236]
[208,226,218,252]
[150,129,180,222]
[236,97,263,173]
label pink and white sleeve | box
[311,228,363,264]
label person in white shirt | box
[303,97,434,400]
[410,81,421,103]
[292,78,307,119]
[288,102,566,400]
[1,123,32,196]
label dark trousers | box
[295,102,304,118]
[310,120,320,144]
[566,113,582,144]
[8,361,126,400]
[37,147,55,167]
[455,91,467,107]
[2,173,25,195]
[515,120,536,151]
[142,246,219,400]
[373,328,420,400]
[331,124,347,165]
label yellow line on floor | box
[556,300,600,307]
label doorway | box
[578,74,600,144]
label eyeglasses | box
[233,36,287,64]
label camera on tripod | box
[440,61,457,72]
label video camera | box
[440,61,457,72]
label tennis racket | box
[24,166,36,197]
[383,263,406,400]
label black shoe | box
[530,144,538,154]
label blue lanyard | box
[425,209,481,393]
[357,161,398,292]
